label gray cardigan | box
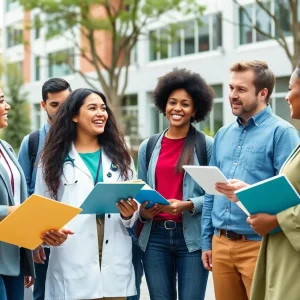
[0,140,34,277]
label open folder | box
[0,194,82,250]
[135,184,170,208]
[235,174,300,233]
[80,181,145,215]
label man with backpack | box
[18,78,71,300]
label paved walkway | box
[140,273,215,299]
[25,273,215,300]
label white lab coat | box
[35,144,138,300]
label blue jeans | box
[33,247,50,300]
[0,258,24,300]
[142,221,208,300]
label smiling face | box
[165,89,195,129]
[229,70,268,123]
[72,92,108,137]
[0,89,11,129]
[41,89,71,123]
[286,70,300,120]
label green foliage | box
[2,64,31,151]
[19,0,206,128]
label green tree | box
[20,0,205,122]
[2,63,31,151]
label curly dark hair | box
[40,88,132,199]
[153,68,214,122]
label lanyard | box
[0,148,15,195]
[94,150,102,186]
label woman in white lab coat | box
[35,88,138,300]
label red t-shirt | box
[154,136,185,222]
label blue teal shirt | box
[201,106,300,251]
[79,149,103,183]
[18,122,51,196]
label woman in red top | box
[137,68,214,300]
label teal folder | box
[80,182,145,214]
[135,189,170,208]
[235,174,300,233]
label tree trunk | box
[107,88,124,131]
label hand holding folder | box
[0,194,82,250]
[134,184,170,208]
[80,181,145,214]
[183,166,228,195]
[234,174,300,234]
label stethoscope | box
[62,154,78,185]
[62,153,119,186]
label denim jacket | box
[137,130,213,252]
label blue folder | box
[135,189,170,208]
[235,174,300,233]
[80,182,145,214]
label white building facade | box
[2,0,297,145]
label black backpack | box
[28,129,40,176]
[145,129,208,170]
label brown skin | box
[73,94,137,219]
[0,89,11,128]
[286,70,300,119]
[41,89,71,123]
[140,89,195,220]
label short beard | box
[46,111,52,122]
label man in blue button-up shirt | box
[18,78,71,300]
[201,60,300,300]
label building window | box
[35,56,40,81]
[6,22,23,48]
[48,49,74,78]
[184,20,195,55]
[149,31,158,61]
[212,14,222,50]
[159,28,169,59]
[271,76,290,121]
[255,1,272,42]
[6,0,19,11]
[33,103,41,130]
[33,15,41,40]
[148,14,222,61]
[170,27,181,58]
[239,1,299,45]
[130,44,138,65]
[199,84,224,136]
[275,0,292,37]
[121,94,139,149]
[239,4,253,45]
[198,15,209,52]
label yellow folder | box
[0,194,82,250]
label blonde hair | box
[230,60,275,103]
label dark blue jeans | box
[33,247,50,300]
[127,238,144,300]
[142,221,208,300]
[0,259,24,300]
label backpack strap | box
[195,130,208,166]
[28,130,40,175]
[145,133,162,171]
[145,129,208,171]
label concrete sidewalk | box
[140,273,215,299]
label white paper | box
[183,166,228,195]
[235,201,250,216]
